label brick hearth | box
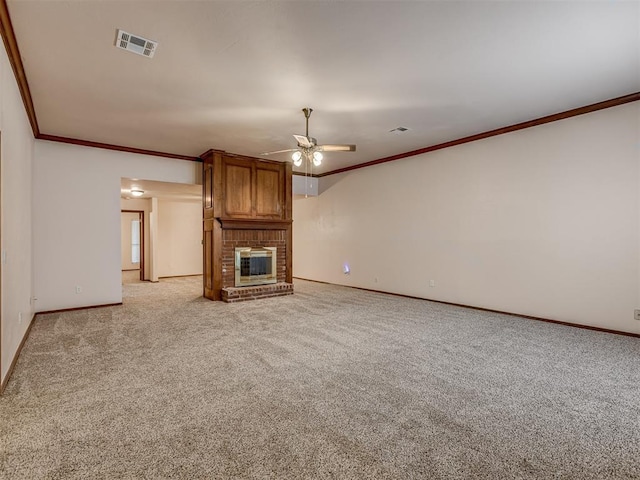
[221,283,294,302]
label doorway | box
[121,210,144,283]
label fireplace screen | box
[235,247,277,287]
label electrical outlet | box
[429,280,435,287]
[18,312,22,323]
[75,285,82,294]
[634,309,640,321]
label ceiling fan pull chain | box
[305,150,309,198]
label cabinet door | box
[202,155,220,300]
[224,159,253,218]
[255,164,283,218]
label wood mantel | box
[217,218,292,230]
[202,150,293,301]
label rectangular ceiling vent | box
[115,29,157,58]
[389,126,410,134]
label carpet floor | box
[1,277,639,479]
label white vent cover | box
[115,29,157,58]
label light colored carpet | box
[122,270,143,285]
[1,277,639,479]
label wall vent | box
[115,29,157,58]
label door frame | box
[0,132,3,384]
[121,210,145,281]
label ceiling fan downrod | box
[302,107,313,138]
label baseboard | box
[157,274,202,279]
[293,277,640,339]
[1,302,124,394]
[36,302,123,316]
[0,313,36,395]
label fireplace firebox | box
[235,247,277,287]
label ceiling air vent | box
[389,127,410,134]
[115,29,157,58]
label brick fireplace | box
[201,150,293,302]
[222,230,285,286]
[219,228,293,302]
[234,246,277,287]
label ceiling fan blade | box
[261,148,298,156]
[316,144,356,152]
[293,134,313,148]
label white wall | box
[149,197,159,282]
[157,199,202,277]
[293,174,318,197]
[294,102,640,334]
[0,42,35,383]
[33,141,199,311]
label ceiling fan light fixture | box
[261,108,356,167]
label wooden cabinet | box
[221,156,285,220]
[255,164,282,217]
[201,149,292,300]
[224,159,253,217]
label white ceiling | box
[7,1,640,175]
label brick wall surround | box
[221,229,287,288]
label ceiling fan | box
[261,108,356,167]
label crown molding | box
[38,134,200,162]
[1,0,637,176]
[317,92,640,177]
[0,0,38,136]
